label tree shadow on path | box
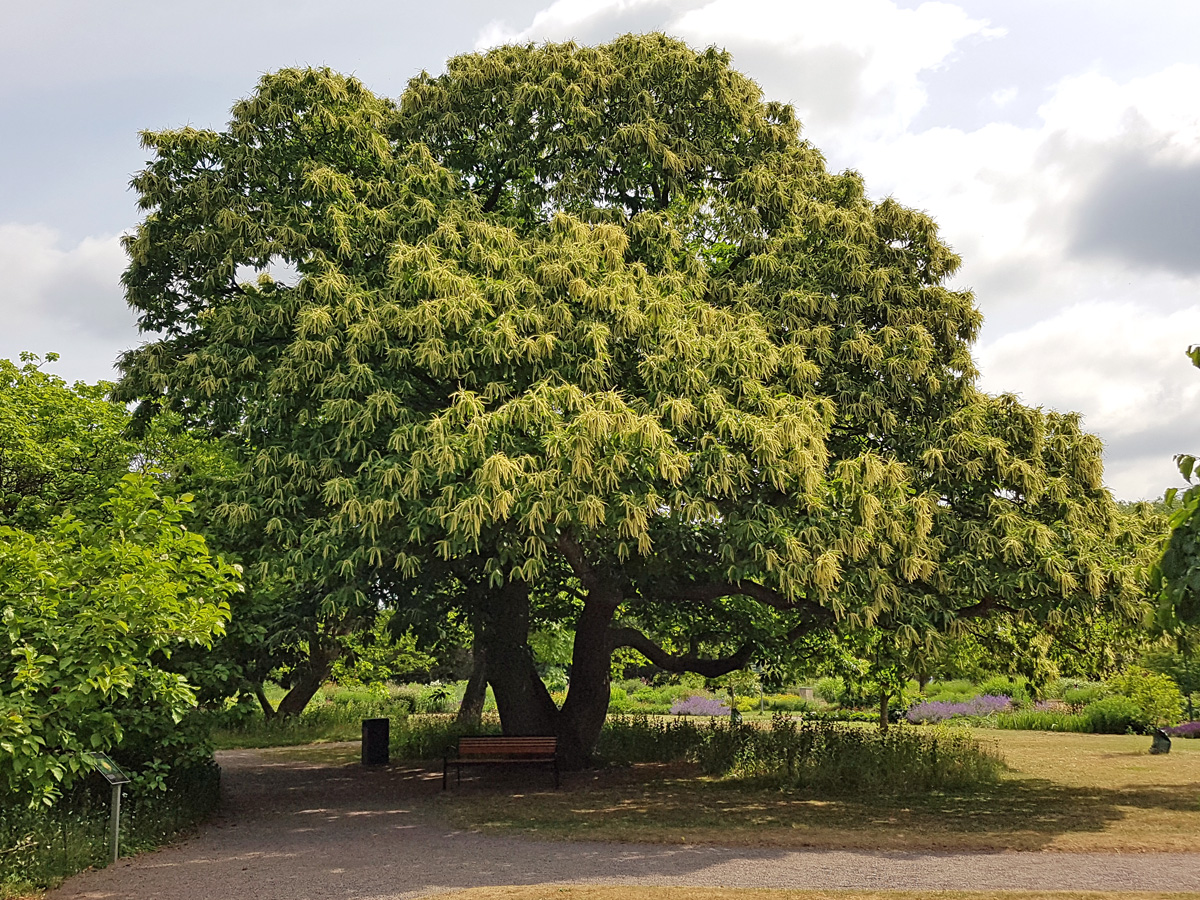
[47,747,1200,900]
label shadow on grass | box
[436,761,1200,852]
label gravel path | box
[49,745,1200,900]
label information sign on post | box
[90,753,130,863]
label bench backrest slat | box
[457,737,557,758]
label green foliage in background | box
[1106,667,1184,727]
[1154,346,1200,633]
[0,355,133,533]
[0,476,237,804]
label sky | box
[1,0,1197,501]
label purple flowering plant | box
[1167,721,1200,738]
[906,694,1013,724]
[670,695,732,716]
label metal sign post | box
[90,753,131,864]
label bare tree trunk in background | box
[253,683,277,721]
[275,640,341,718]
[456,642,488,728]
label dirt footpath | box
[49,745,1200,900]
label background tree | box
[1155,346,1200,636]
[0,354,133,531]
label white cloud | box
[672,0,1001,139]
[476,0,1002,145]
[990,86,1017,108]
[1039,65,1200,153]
[0,224,132,382]
[977,301,1200,500]
[475,0,670,48]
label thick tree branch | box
[481,175,506,213]
[609,618,820,678]
[556,531,623,612]
[953,596,1018,619]
[608,625,755,677]
[661,580,834,623]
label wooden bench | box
[443,736,559,790]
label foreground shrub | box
[700,718,1003,794]
[595,715,714,764]
[595,715,1002,795]
[1082,696,1147,734]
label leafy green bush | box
[975,676,1031,704]
[608,681,717,715]
[0,477,238,804]
[813,676,844,704]
[767,694,814,713]
[996,709,1089,732]
[995,698,1154,735]
[1106,668,1184,727]
[1082,696,1146,734]
[607,686,633,713]
[1062,683,1109,711]
[806,708,887,724]
[924,679,976,703]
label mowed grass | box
[436,729,1200,852]
[425,890,1200,900]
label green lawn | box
[436,729,1200,852]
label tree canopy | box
[116,35,1151,763]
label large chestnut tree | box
[117,36,1145,765]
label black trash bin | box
[362,717,389,765]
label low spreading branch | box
[658,580,834,623]
[608,625,756,677]
[953,596,1017,619]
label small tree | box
[0,476,238,804]
[1156,346,1200,635]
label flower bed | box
[906,694,1012,723]
[670,695,732,716]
